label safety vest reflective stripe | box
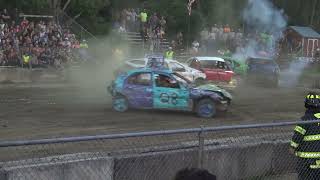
[290,141,299,148]
[315,113,320,119]
[295,152,320,158]
[23,55,30,63]
[306,95,320,99]
[294,126,306,135]
[166,51,173,59]
[80,43,88,48]
[310,164,320,169]
[309,159,320,168]
[304,134,320,141]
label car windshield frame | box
[172,72,192,86]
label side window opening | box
[155,74,180,89]
[190,60,201,69]
[127,73,152,86]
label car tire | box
[196,99,216,118]
[112,95,129,112]
[194,78,205,86]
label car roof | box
[193,56,225,62]
[126,68,173,75]
[126,58,180,64]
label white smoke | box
[279,58,310,88]
[233,0,287,60]
[243,0,287,34]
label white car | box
[121,58,206,83]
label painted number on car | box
[160,93,178,105]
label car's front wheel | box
[196,99,216,118]
[112,95,129,112]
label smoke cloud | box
[243,0,287,34]
[233,0,287,60]
[279,58,310,88]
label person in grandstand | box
[290,92,320,180]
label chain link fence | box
[57,10,97,42]
[1,120,320,180]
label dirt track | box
[0,83,309,141]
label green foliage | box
[0,0,320,39]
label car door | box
[123,72,153,108]
[153,73,189,109]
[200,60,219,81]
[216,61,234,82]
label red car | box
[186,57,234,82]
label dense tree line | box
[0,0,319,38]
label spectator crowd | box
[113,8,168,52]
[0,8,86,68]
[198,24,280,58]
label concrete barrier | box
[0,153,113,180]
[112,141,296,180]
[0,68,64,83]
[0,141,296,180]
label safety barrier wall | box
[0,67,64,83]
[1,120,319,180]
[0,67,318,90]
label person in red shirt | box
[223,24,231,33]
[20,17,29,29]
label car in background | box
[222,56,248,76]
[108,68,232,118]
[185,57,235,83]
[115,57,206,84]
[246,57,280,87]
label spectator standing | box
[130,9,138,31]
[192,40,200,55]
[177,31,183,49]
[223,24,231,33]
[160,16,166,32]
[165,46,174,59]
[125,9,132,31]
[149,13,159,30]
[1,9,11,23]
[22,48,31,68]
[139,9,148,32]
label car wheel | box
[196,99,216,118]
[194,78,205,86]
[112,95,129,112]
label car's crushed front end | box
[189,84,232,111]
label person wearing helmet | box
[290,92,320,180]
[165,47,174,59]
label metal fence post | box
[198,125,204,169]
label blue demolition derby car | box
[108,67,232,118]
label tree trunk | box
[310,0,318,26]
